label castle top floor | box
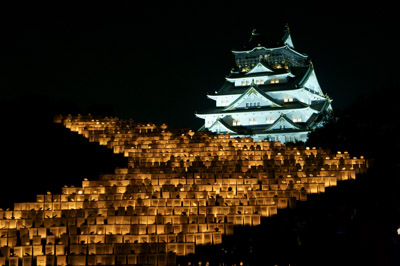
[231,28,309,73]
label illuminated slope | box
[0,115,367,266]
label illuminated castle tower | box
[196,27,332,143]
[0,115,367,266]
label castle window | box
[249,118,257,125]
[246,102,260,108]
[233,120,241,126]
[284,96,288,103]
[241,81,246,86]
[289,96,293,102]
[270,78,279,84]
[293,116,302,123]
[266,117,274,124]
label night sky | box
[2,2,399,129]
[1,4,400,264]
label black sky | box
[1,5,400,262]
[2,2,399,129]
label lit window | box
[260,79,265,85]
[246,80,250,86]
[266,117,274,124]
[256,80,260,85]
[233,120,241,126]
[270,78,279,84]
[241,81,246,86]
[284,96,288,102]
[249,118,258,125]
[293,116,302,123]
[289,96,293,102]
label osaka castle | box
[196,27,332,143]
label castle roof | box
[196,101,310,117]
[226,65,290,80]
[232,45,308,58]
[208,119,236,134]
[215,66,311,95]
[233,28,301,53]
[246,61,274,74]
[282,24,294,48]
[266,113,302,131]
[224,84,283,111]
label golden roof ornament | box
[285,23,290,33]
[325,93,331,101]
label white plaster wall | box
[215,95,241,107]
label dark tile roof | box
[215,66,310,95]
[197,102,309,116]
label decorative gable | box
[267,114,300,131]
[299,66,323,95]
[225,86,281,111]
[246,62,273,74]
[283,33,294,48]
[208,119,236,134]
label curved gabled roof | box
[208,118,237,134]
[232,45,308,58]
[298,64,314,87]
[224,84,282,111]
[265,113,302,131]
[215,66,310,95]
[196,101,310,117]
[226,69,292,81]
[232,28,305,56]
[246,61,274,74]
[282,24,294,48]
